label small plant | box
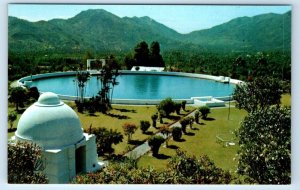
[8,111,17,129]
[181,100,187,111]
[188,116,195,129]
[157,97,175,117]
[198,106,210,119]
[151,114,158,128]
[180,117,190,134]
[140,120,151,134]
[172,127,182,141]
[122,122,137,143]
[148,135,165,156]
[174,102,181,115]
[84,127,123,155]
[160,125,172,147]
[194,111,200,123]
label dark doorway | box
[75,146,86,174]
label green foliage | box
[151,113,158,128]
[134,41,149,66]
[94,55,120,113]
[8,111,17,129]
[179,117,190,134]
[159,125,172,147]
[75,71,90,103]
[148,135,165,156]
[236,106,291,184]
[168,150,232,184]
[172,127,182,141]
[73,150,232,184]
[8,142,48,184]
[122,122,137,143]
[85,127,123,155]
[181,100,187,111]
[198,106,210,119]
[9,87,27,111]
[149,41,165,67]
[233,77,283,113]
[157,97,175,117]
[9,10,291,55]
[140,120,151,134]
[194,111,200,123]
[174,102,181,115]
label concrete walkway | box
[124,109,197,159]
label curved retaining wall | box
[17,70,243,105]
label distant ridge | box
[8,9,291,54]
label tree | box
[140,120,151,134]
[122,122,137,143]
[148,135,165,156]
[149,41,165,67]
[179,117,190,134]
[9,87,27,111]
[96,55,120,113]
[236,106,291,184]
[134,41,149,66]
[8,111,17,129]
[233,77,283,113]
[75,71,90,103]
[194,111,200,123]
[8,142,48,184]
[174,102,181,115]
[198,106,210,119]
[85,126,123,155]
[157,97,175,118]
[172,127,182,141]
[181,100,187,111]
[151,113,158,128]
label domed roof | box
[15,92,84,149]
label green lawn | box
[137,93,291,172]
[138,107,247,172]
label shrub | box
[140,120,151,133]
[148,135,165,156]
[168,150,232,184]
[157,97,175,117]
[151,114,158,128]
[122,122,137,143]
[179,117,190,134]
[181,100,187,111]
[172,127,182,141]
[237,106,291,184]
[85,127,123,155]
[73,150,233,184]
[194,111,200,123]
[174,102,181,115]
[198,106,210,119]
[159,125,172,147]
[8,111,17,129]
[8,142,48,184]
[187,116,195,129]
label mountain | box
[184,11,291,52]
[8,9,291,54]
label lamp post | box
[227,94,231,120]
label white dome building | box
[13,92,103,183]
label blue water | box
[30,74,235,99]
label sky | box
[8,4,291,34]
